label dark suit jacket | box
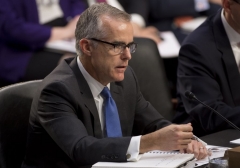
[173,9,240,136]
[22,57,171,168]
[0,0,86,83]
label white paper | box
[194,145,230,167]
[158,31,180,58]
[230,138,240,144]
[180,17,207,33]
[92,151,194,168]
[45,39,76,53]
[45,31,180,59]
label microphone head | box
[185,91,195,100]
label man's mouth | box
[115,65,127,71]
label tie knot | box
[101,87,111,99]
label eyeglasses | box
[88,38,137,55]
[233,0,240,5]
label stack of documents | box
[92,151,195,168]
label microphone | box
[185,91,240,132]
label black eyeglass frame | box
[88,38,137,54]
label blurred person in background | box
[87,0,162,44]
[148,0,222,43]
[147,0,222,99]
[0,0,87,87]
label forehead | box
[100,15,133,41]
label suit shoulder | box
[182,15,216,46]
[37,59,80,98]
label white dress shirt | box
[77,56,141,161]
[221,9,240,73]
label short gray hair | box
[75,3,131,56]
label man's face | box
[225,0,240,33]
[231,0,240,29]
[87,15,134,85]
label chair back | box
[0,80,42,168]
[130,38,174,120]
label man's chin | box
[114,75,125,82]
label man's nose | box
[121,47,131,60]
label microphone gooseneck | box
[185,91,240,132]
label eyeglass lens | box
[112,43,137,54]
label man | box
[173,0,240,137]
[22,3,207,168]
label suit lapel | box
[213,11,240,106]
[67,57,128,137]
[68,57,103,138]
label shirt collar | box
[221,9,240,46]
[77,56,110,98]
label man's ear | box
[222,0,231,12]
[80,39,92,56]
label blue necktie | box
[101,87,122,137]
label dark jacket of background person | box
[118,0,149,22]
[21,57,171,168]
[0,0,86,84]
[148,0,221,31]
[173,9,240,137]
